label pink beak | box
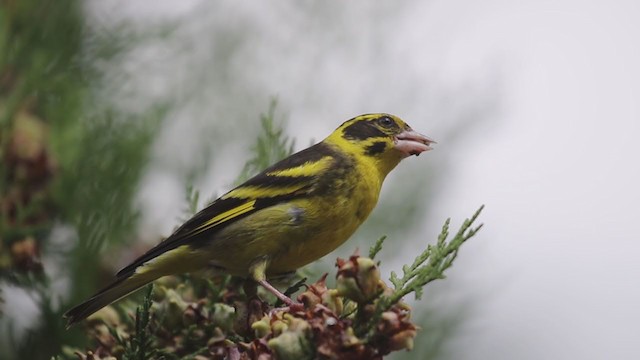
[394,130,436,157]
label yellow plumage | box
[64,113,434,326]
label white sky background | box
[86,1,640,359]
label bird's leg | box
[249,257,302,311]
[257,278,295,306]
[260,279,305,314]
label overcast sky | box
[88,1,640,359]
[422,2,640,359]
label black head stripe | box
[343,119,386,140]
[364,141,387,156]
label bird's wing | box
[116,142,339,277]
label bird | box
[64,113,435,327]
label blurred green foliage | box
[235,100,295,185]
[0,0,161,358]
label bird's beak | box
[394,129,436,157]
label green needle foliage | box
[388,205,484,304]
[127,285,154,360]
[369,236,387,260]
[357,206,485,339]
[235,99,295,184]
[184,185,201,218]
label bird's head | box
[325,113,435,176]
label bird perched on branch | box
[64,113,435,327]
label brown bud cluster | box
[335,255,384,303]
[9,237,43,273]
[297,274,343,314]
[1,109,55,276]
[373,302,419,353]
[72,256,420,359]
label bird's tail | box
[64,270,159,328]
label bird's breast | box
[267,162,382,273]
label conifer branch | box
[358,206,484,338]
[368,236,387,260]
[235,100,295,184]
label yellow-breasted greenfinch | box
[64,113,434,327]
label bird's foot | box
[268,302,305,316]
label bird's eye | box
[378,116,394,128]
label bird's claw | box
[269,302,305,316]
